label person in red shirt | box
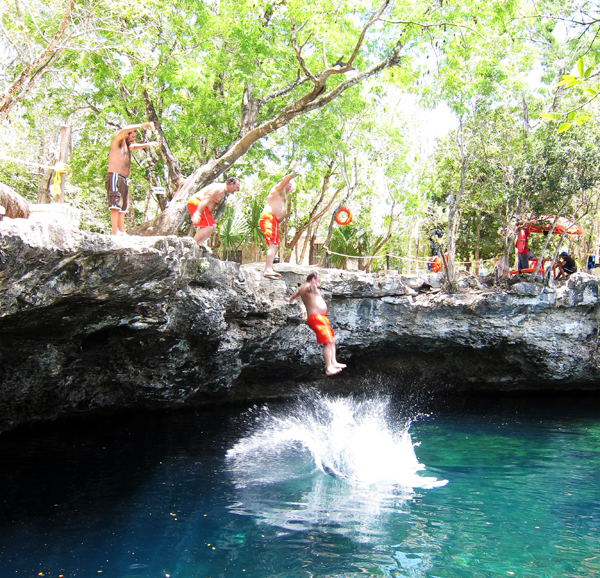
[516,225,531,273]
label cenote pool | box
[0,390,599,577]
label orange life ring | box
[335,207,352,226]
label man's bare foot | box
[263,271,281,280]
[334,362,347,368]
[326,366,343,376]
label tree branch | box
[262,76,308,104]
[0,0,76,122]
[142,88,184,192]
[290,20,317,84]
[340,0,390,72]
[380,18,484,39]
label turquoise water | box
[0,391,599,577]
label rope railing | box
[0,154,66,172]
[324,247,497,268]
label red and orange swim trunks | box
[259,212,279,246]
[306,314,335,344]
[187,198,215,228]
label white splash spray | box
[225,391,446,535]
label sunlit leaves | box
[541,53,600,133]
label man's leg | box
[194,225,215,245]
[330,339,346,369]
[263,243,280,278]
[110,209,120,235]
[117,212,127,235]
[323,342,342,376]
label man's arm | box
[130,141,158,151]
[191,183,223,215]
[273,161,299,192]
[113,122,153,143]
[285,286,302,303]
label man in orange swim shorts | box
[259,161,299,279]
[285,272,346,376]
[187,177,240,245]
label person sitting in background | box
[555,252,577,280]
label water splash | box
[227,391,443,489]
[225,391,446,535]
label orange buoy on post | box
[335,207,352,226]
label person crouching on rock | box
[285,271,346,376]
[187,177,241,246]
[555,251,577,280]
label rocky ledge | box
[1,218,600,432]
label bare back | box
[195,183,227,212]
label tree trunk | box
[318,157,356,267]
[285,162,340,260]
[142,88,184,194]
[359,209,396,272]
[445,116,468,286]
[37,170,53,204]
[0,184,30,218]
[298,221,311,265]
[475,221,481,275]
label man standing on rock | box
[259,162,299,279]
[286,271,346,376]
[106,122,157,236]
[187,177,241,246]
[516,222,531,273]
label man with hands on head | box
[106,122,157,236]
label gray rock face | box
[1,218,600,432]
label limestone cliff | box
[1,218,600,432]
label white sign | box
[153,186,166,195]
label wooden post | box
[415,239,420,273]
[54,126,71,203]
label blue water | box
[0,391,599,577]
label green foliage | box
[541,56,598,133]
[218,205,250,260]
[4,0,600,274]
[329,223,362,269]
